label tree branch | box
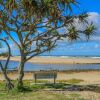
[0,39,11,70]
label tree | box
[0,39,14,90]
[0,52,9,57]
[0,0,96,88]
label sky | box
[0,0,100,57]
[44,0,100,56]
[42,0,100,56]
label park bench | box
[34,71,57,84]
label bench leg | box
[54,77,56,84]
[34,75,37,84]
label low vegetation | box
[57,79,84,84]
[0,80,100,100]
[0,52,9,57]
[0,91,88,100]
[0,86,100,100]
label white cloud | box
[88,12,100,22]
[94,44,100,49]
[87,12,100,41]
[58,12,100,42]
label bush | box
[31,84,46,90]
[45,83,66,89]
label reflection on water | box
[0,60,100,71]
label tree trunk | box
[17,56,25,88]
[0,39,14,90]
[3,71,14,90]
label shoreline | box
[0,56,100,64]
[0,69,100,73]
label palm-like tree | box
[0,0,96,89]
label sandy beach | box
[0,56,100,64]
[0,71,100,85]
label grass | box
[0,90,88,100]
[68,93,86,100]
[0,91,74,100]
[57,79,84,84]
[0,80,100,100]
[23,79,84,84]
[0,90,100,100]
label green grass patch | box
[0,81,98,100]
[68,93,87,100]
[31,84,46,90]
[0,91,88,100]
[57,79,84,84]
[69,93,81,98]
[0,90,88,100]
[31,83,68,90]
[34,79,49,83]
[45,83,67,89]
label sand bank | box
[0,56,100,64]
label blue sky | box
[44,0,100,56]
[1,0,100,56]
[43,0,100,56]
[79,0,100,13]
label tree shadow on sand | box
[60,84,100,93]
[40,83,100,93]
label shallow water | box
[0,60,100,71]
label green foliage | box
[34,80,49,83]
[0,52,9,57]
[31,84,45,90]
[12,85,32,92]
[67,26,79,41]
[84,23,96,39]
[0,81,5,90]
[45,83,66,89]
[0,80,100,100]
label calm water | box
[0,60,100,71]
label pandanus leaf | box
[84,23,96,39]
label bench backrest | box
[34,72,57,79]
